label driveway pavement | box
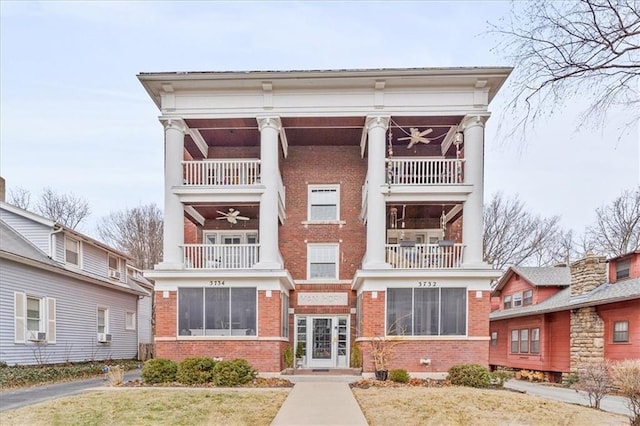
[504,379,632,418]
[0,371,141,412]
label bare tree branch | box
[35,187,90,229]
[8,187,32,210]
[97,204,163,270]
[492,0,639,138]
[586,186,640,256]
[483,192,564,269]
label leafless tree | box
[8,186,32,210]
[493,0,640,137]
[483,192,563,269]
[586,186,640,257]
[35,187,91,229]
[97,204,163,269]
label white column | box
[256,116,283,269]
[461,115,488,267]
[362,115,391,269]
[157,118,186,270]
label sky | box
[1,1,638,238]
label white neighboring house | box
[0,201,152,365]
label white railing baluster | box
[386,158,465,185]
[385,243,464,269]
[182,244,260,269]
[182,160,261,186]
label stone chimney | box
[570,253,607,296]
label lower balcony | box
[385,242,464,269]
[183,244,259,269]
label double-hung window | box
[178,287,256,336]
[14,292,56,343]
[108,255,120,279]
[307,244,338,280]
[531,328,540,353]
[491,331,498,346]
[510,330,519,353]
[281,292,289,338]
[308,185,339,221]
[615,260,630,280]
[125,312,136,330]
[520,329,529,353]
[65,237,80,267]
[386,288,466,336]
[513,293,523,308]
[97,308,109,334]
[503,295,512,309]
[613,321,629,343]
[523,290,533,306]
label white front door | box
[297,316,349,368]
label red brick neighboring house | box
[489,252,640,381]
[140,68,511,375]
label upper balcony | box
[183,244,259,270]
[176,159,285,222]
[183,159,261,186]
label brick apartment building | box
[140,67,510,374]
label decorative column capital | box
[257,116,282,132]
[460,114,489,131]
[160,117,187,134]
[365,115,390,131]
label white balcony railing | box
[182,160,261,186]
[183,244,260,269]
[386,158,464,185]
[385,243,464,269]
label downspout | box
[49,225,64,259]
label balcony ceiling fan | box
[398,127,433,149]
[216,208,250,224]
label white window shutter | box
[47,298,57,343]
[14,292,26,343]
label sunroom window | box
[387,288,466,336]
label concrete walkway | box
[271,379,367,426]
[504,379,632,418]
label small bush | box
[213,359,257,387]
[142,358,178,384]
[350,344,362,369]
[489,370,513,387]
[176,357,217,385]
[447,363,490,388]
[611,359,640,426]
[389,369,410,383]
[283,346,294,369]
[563,372,579,387]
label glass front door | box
[296,316,349,368]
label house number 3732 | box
[418,281,437,287]
[209,280,225,286]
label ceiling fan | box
[216,208,250,224]
[398,127,433,149]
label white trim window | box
[178,287,257,337]
[503,295,512,309]
[307,244,339,280]
[281,292,289,338]
[97,307,109,334]
[125,312,136,330]
[387,288,467,336]
[513,292,523,308]
[108,254,121,279]
[14,292,56,344]
[65,236,81,267]
[308,185,339,221]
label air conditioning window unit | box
[27,331,47,342]
[97,333,112,343]
[109,270,121,280]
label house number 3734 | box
[209,280,225,286]
[418,281,437,287]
